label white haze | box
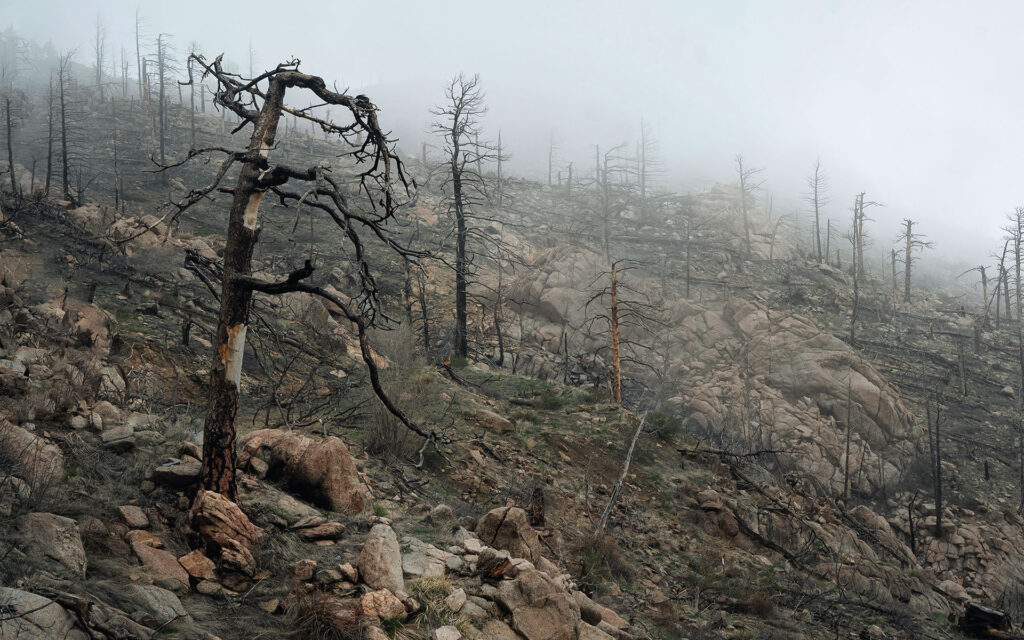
[3,0,1022,266]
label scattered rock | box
[293,559,318,581]
[476,507,542,562]
[469,408,515,433]
[152,457,201,487]
[132,542,190,592]
[259,598,281,614]
[297,521,346,541]
[480,619,522,640]
[117,505,149,529]
[360,589,407,621]
[101,425,135,452]
[0,587,89,640]
[179,549,217,581]
[0,420,64,489]
[359,524,405,594]
[433,625,463,640]
[445,588,467,613]
[125,529,163,548]
[429,503,455,523]
[339,562,358,583]
[189,489,264,577]
[20,512,87,578]
[125,583,192,625]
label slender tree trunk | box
[856,195,865,278]
[1003,244,1013,323]
[739,164,752,257]
[494,262,505,367]
[685,221,692,298]
[453,143,468,359]
[843,379,852,502]
[157,35,167,185]
[980,266,990,328]
[891,249,899,308]
[4,97,15,194]
[904,220,914,302]
[189,59,196,149]
[59,62,71,203]
[594,412,647,537]
[135,10,143,101]
[825,218,831,266]
[496,130,503,207]
[850,195,861,345]
[402,257,414,326]
[610,263,622,407]
[416,270,430,354]
[45,78,53,197]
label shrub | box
[577,534,633,594]
[648,412,684,443]
[286,587,366,640]
[738,591,775,619]
[409,575,458,628]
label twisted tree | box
[167,55,431,502]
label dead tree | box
[636,118,660,208]
[596,143,629,263]
[168,54,431,502]
[734,154,764,258]
[594,411,647,536]
[959,265,991,328]
[57,51,73,204]
[44,76,53,196]
[804,158,830,262]
[153,34,173,185]
[134,9,144,100]
[431,73,502,359]
[1007,209,1024,326]
[547,132,557,187]
[2,93,15,194]
[926,399,943,538]
[582,260,663,407]
[897,219,933,303]
[92,14,106,101]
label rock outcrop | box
[238,429,367,513]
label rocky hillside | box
[2,96,1024,640]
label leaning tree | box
[167,55,433,503]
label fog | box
[4,0,1022,263]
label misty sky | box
[4,0,1024,265]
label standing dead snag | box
[897,219,933,303]
[804,158,830,263]
[167,55,430,503]
[734,154,764,259]
[582,260,663,408]
[431,74,505,360]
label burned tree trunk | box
[3,96,14,195]
[171,55,429,504]
[610,262,622,407]
[197,79,285,498]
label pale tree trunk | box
[496,130,503,207]
[904,220,913,303]
[891,249,899,308]
[135,10,143,101]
